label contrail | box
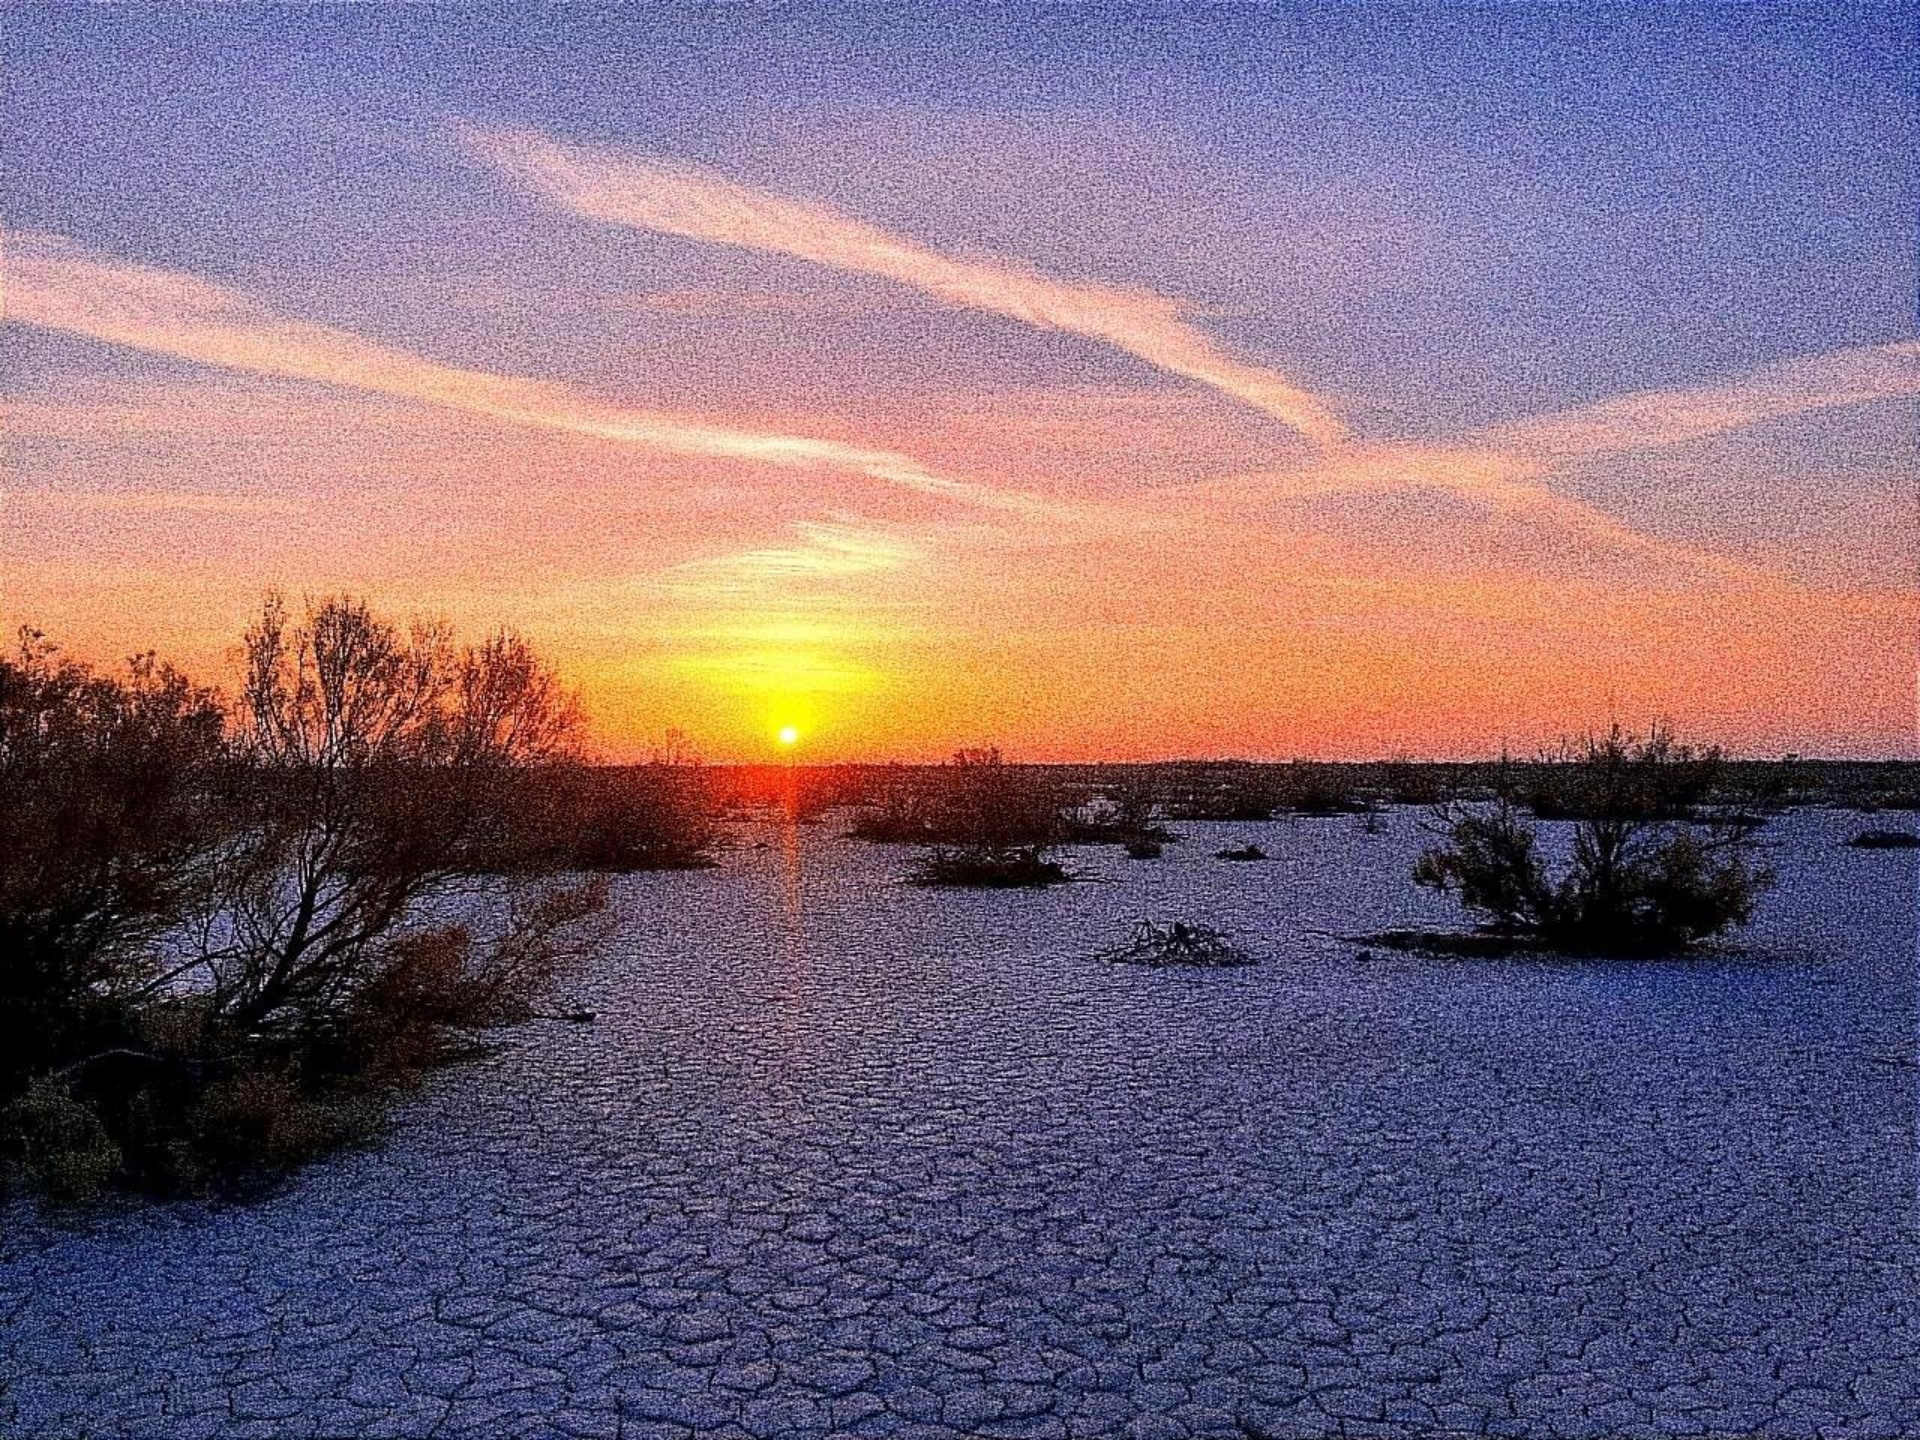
[1,230,1051,516]
[1160,338,1920,587]
[1482,339,1920,457]
[466,125,1349,451]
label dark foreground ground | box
[2,811,1915,1439]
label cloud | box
[674,521,922,589]
[1,230,1046,515]
[466,125,1349,450]
[1484,340,1920,458]
[1205,339,1920,584]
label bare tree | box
[195,595,605,1041]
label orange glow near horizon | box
[4,107,1915,764]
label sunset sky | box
[4,8,1915,762]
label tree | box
[196,595,602,1042]
[3,600,616,1202]
[0,630,229,1102]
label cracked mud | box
[3,812,1915,1438]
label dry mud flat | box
[3,812,1916,1439]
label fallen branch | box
[1098,920,1257,968]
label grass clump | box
[1098,920,1255,968]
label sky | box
[3,6,1916,761]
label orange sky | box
[4,15,1916,761]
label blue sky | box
[4,6,1915,758]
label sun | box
[777,725,800,747]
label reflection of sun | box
[777,725,800,747]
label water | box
[3,810,1915,1438]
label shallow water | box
[3,810,1915,1439]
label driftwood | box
[1098,920,1256,968]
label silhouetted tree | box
[0,630,229,1103]
[2,599,614,1202]
[201,594,603,1040]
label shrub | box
[1216,844,1268,862]
[1516,724,1720,821]
[1378,757,1446,807]
[508,765,718,872]
[897,749,1069,886]
[0,599,615,1203]
[1170,766,1279,821]
[908,846,1069,888]
[0,631,230,1106]
[4,1077,121,1205]
[937,748,1063,852]
[851,754,1063,849]
[1849,829,1920,850]
[1413,726,1774,955]
[1059,771,1175,846]
[186,1069,383,1181]
[202,595,606,1039]
[1270,764,1367,816]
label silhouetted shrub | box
[1413,726,1773,955]
[847,766,945,842]
[909,846,1070,889]
[1171,766,1280,820]
[1059,772,1175,846]
[1165,762,1368,820]
[0,630,231,1109]
[1124,837,1165,860]
[893,750,1070,886]
[1848,829,1920,850]
[507,765,718,872]
[938,748,1064,852]
[1379,758,1447,807]
[1271,764,1367,815]
[1216,844,1268,862]
[1515,726,1720,821]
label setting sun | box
[2,12,1913,1438]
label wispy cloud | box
[1484,340,1920,458]
[671,521,922,593]
[467,125,1349,450]
[1159,338,1920,587]
[1213,442,1784,583]
[2,231,1045,515]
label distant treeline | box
[712,755,1920,823]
